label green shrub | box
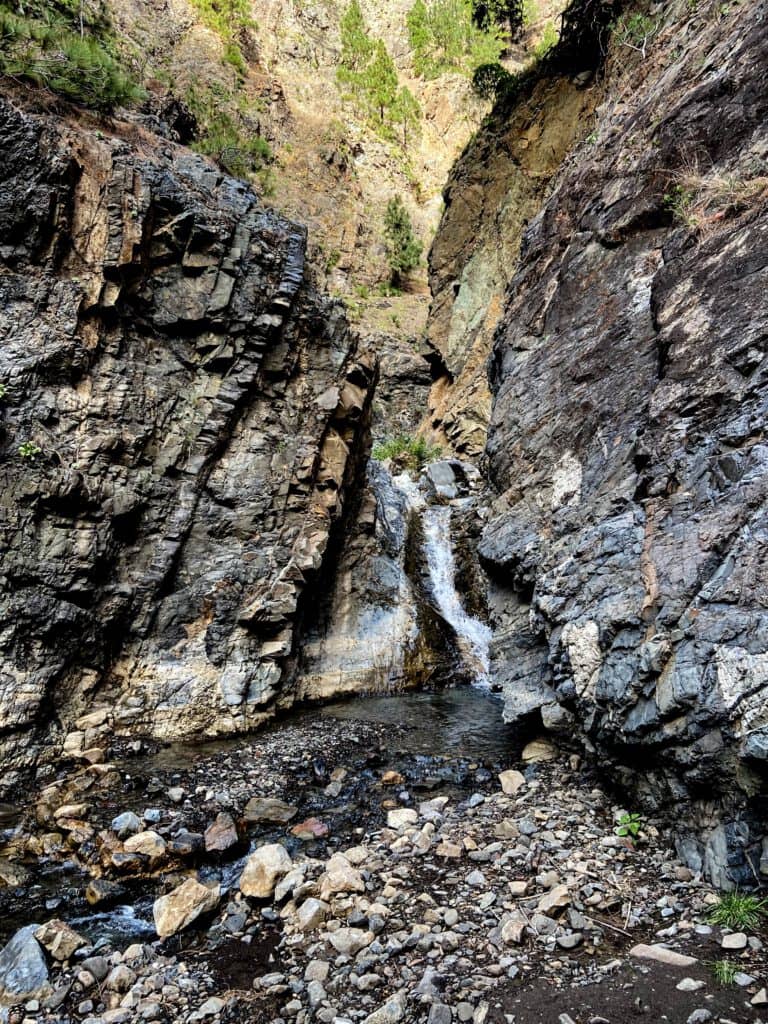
[407,0,504,78]
[384,196,422,284]
[0,6,143,110]
[472,61,516,99]
[186,83,272,181]
[708,891,767,931]
[188,0,255,75]
[531,20,558,60]
[372,434,442,469]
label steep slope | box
[0,96,373,789]
[480,0,768,885]
[425,74,597,455]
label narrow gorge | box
[0,0,766,1021]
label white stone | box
[386,808,418,829]
[498,770,526,796]
[153,879,220,938]
[239,844,292,899]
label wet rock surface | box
[481,2,768,882]
[0,97,374,787]
[0,696,765,1023]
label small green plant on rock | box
[372,434,442,470]
[18,441,42,461]
[383,196,422,286]
[664,183,696,227]
[615,811,643,840]
[531,20,558,60]
[708,891,768,931]
[712,959,738,985]
[613,12,659,58]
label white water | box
[392,472,493,689]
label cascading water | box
[392,470,493,689]
[420,505,492,687]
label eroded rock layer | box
[0,98,374,787]
[481,2,768,884]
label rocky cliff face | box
[479,0,768,885]
[425,75,597,456]
[0,97,373,789]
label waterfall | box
[392,471,493,689]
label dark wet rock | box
[0,924,49,1005]
[0,97,374,789]
[482,1,768,886]
[243,798,298,825]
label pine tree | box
[339,0,373,72]
[406,0,431,75]
[384,196,422,284]
[393,85,421,149]
[364,40,399,123]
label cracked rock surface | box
[0,97,374,787]
[480,2,768,884]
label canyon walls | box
[478,0,768,884]
[0,98,373,787]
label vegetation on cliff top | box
[0,0,143,110]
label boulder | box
[123,830,166,861]
[498,770,526,796]
[153,879,220,938]
[0,924,50,1005]
[243,797,298,825]
[239,843,292,898]
[34,920,87,961]
[204,813,239,853]
[319,853,365,900]
[629,943,698,968]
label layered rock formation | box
[480,0,768,884]
[425,75,597,456]
[0,97,373,787]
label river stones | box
[34,919,87,961]
[243,797,298,824]
[319,853,365,900]
[204,812,239,853]
[326,926,374,956]
[111,811,142,838]
[153,879,220,938]
[0,924,50,1005]
[239,843,293,898]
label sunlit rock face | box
[0,98,373,785]
[481,5,768,885]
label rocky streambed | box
[0,689,766,1024]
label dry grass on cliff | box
[666,168,768,233]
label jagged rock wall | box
[424,75,597,456]
[0,97,374,789]
[479,0,768,885]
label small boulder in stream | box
[153,878,221,938]
[34,919,87,961]
[243,797,298,825]
[239,843,293,898]
[0,924,50,1005]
